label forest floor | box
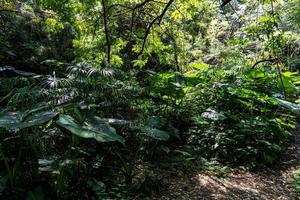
[148,122,300,200]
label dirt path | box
[150,123,300,200]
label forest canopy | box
[0,0,300,199]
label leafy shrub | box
[184,67,298,166]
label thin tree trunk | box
[101,0,111,64]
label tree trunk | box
[101,0,111,64]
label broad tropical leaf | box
[134,117,170,141]
[144,117,166,128]
[139,126,170,141]
[103,118,130,126]
[276,98,300,114]
[0,109,57,130]
[56,114,125,144]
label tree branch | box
[108,0,153,12]
[221,0,233,8]
[251,58,279,69]
[101,0,111,64]
[137,0,174,56]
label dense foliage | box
[0,0,300,199]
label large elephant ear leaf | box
[0,109,57,131]
[140,126,170,141]
[23,111,57,128]
[144,116,166,129]
[22,102,50,119]
[56,115,125,144]
[86,116,125,144]
[86,116,116,135]
[134,117,170,141]
[0,112,23,129]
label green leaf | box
[192,115,209,125]
[56,115,125,144]
[22,102,49,118]
[26,186,45,200]
[104,118,130,126]
[276,98,300,114]
[87,178,106,194]
[0,111,57,130]
[139,126,170,141]
[160,145,170,154]
[0,176,7,195]
[173,150,192,157]
[24,111,57,127]
[144,117,166,128]
[184,71,203,86]
[201,108,226,121]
